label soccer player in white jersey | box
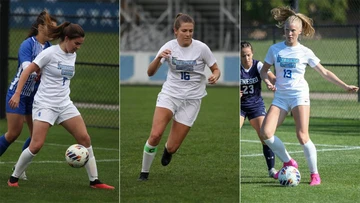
[7,21,114,189]
[0,10,56,180]
[259,6,359,186]
[138,13,221,181]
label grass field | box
[0,119,119,202]
[241,117,360,202]
[120,86,239,202]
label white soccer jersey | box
[158,39,217,99]
[33,44,76,107]
[264,41,320,95]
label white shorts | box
[32,101,81,125]
[272,92,310,112]
[156,92,201,127]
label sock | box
[22,137,31,151]
[141,141,158,173]
[302,139,318,174]
[0,134,11,157]
[12,148,36,178]
[85,146,98,181]
[263,136,291,163]
[262,144,275,170]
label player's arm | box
[208,63,220,84]
[313,63,358,92]
[267,70,276,85]
[260,62,275,91]
[147,49,171,76]
[9,62,40,109]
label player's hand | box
[266,82,276,91]
[345,85,359,93]
[158,49,171,59]
[240,91,243,98]
[208,73,220,84]
[9,92,21,109]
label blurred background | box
[241,0,360,120]
[120,0,240,86]
[0,0,119,128]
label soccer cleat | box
[310,173,321,186]
[138,172,149,181]
[8,176,19,187]
[90,179,115,190]
[268,168,278,178]
[273,159,298,179]
[161,147,172,166]
[12,166,28,181]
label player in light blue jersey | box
[240,41,278,178]
[138,13,220,181]
[0,10,57,180]
[259,6,358,186]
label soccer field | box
[0,119,119,202]
[120,86,239,202]
[241,117,360,202]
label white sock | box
[141,141,158,173]
[302,139,318,174]
[12,148,36,178]
[263,136,291,163]
[85,146,98,181]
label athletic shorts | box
[241,101,266,120]
[32,101,80,125]
[272,91,310,112]
[5,90,35,115]
[156,92,201,127]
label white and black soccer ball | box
[278,166,301,187]
[65,144,89,168]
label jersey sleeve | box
[306,48,320,68]
[200,43,216,67]
[264,46,274,65]
[18,39,33,68]
[33,48,51,69]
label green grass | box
[120,86,239,202]
[0,119,119,202]
[241,117,360,202]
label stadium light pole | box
[290,0,299,12]
[0,0,10,119]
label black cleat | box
[138,172,149,181]
[161,147,172,166]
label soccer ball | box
[65,144,89,168]
[278,166,301,187]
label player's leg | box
[8,120,50,187]
[161,98,201,166]
[0,113,24,156]
[59,105,114,190]
[291,105,320,186]
[139,107,173,180]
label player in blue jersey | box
[240,41,278,178]
[0,10,57,180]
[260,6,359,186]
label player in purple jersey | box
[0,11,57,180]
[240,41,278,177]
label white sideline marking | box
[240,139,360,157]
[0,159,119,165]
[14,140,119,151]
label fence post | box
[0,0,10,119]
[356,25,360,102]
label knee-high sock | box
[85,146,98,181]
[12,148,36,177]
[22,137,31,151]
[141,141,158,173]
[302,139,318,174]
[263,136,291,163]
[262,144,275,170]
[0,134,11,156]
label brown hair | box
[240,41,253,52]
[271,6,315,37]
[47,22,85,42]
[26,10,58,38]
[173,13,195,30]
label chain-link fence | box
[241,3,360,120]
[2,0,119,128]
